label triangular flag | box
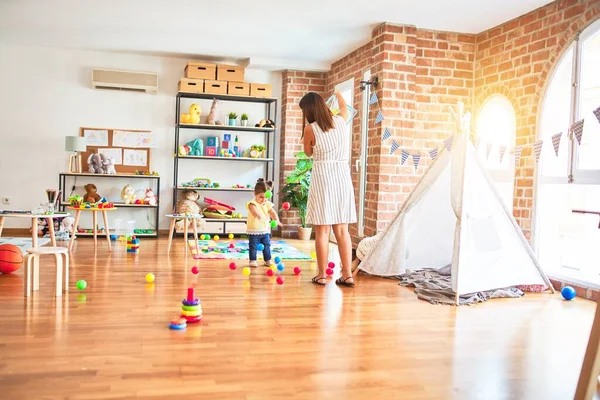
[533,140,543,162]
[570,119,584,145]
[401,149,409,165]
[375,110,384,124]
[428,147,438,160]
[551,133,562,156]
[382,127,392,141]
[514,146,523,167]
[593,106,600,124]
[390,140,400,154]
[499,145,507,163]
[444,135,454,152]
[485,143,493,159]
[369,92,378,105]
[412,152,421,171]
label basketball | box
[0,244,23,274]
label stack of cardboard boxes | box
[178,62,272,98]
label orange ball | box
[0,244,23,274]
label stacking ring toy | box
[182,299,200,306]
[181,305,201,312]
[181,309,202,317]
[181,315,202,323]
[169,323,186,330]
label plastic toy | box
[145,273,155,283]
[293,267,301,275]
[0,244,23,274]
[277,263,284,272]
[257,243,265,251]
[274,256,281,264]
[179,288,202,323]
[282,202,290,210]
[270,220,277,228]
[242,267,251,276]
[326,268,334,276]
[265,190,272,199]
[276,276,285,285]
[180,103,201,124]
[561,286,576,300]
[127,236,140,253]
[191,266,199,274]
[266,269,275,276]
[228,243,234,249]
[229,262,237,270]
[228,234,234,239]
[169,317,187,330]
[76,280,87,290]
[328,262,335,269]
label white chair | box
[24,247,69,297]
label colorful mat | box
[0,237,51,254]
[188,239,312,260]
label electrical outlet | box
[2,197,9,205]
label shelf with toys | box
[177,123,275,133]
[177,91,277,104]
[177,155,274,162]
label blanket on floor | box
[396,265,524,306]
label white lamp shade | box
[65,136,87,152]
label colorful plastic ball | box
[274,256,281,264]
[270,220,277,228]
[191,266,199,275]
[265,190,273,199]
[326,268,334,276]
[228,234,234,239]
[328,262,335,269]
[213,235,220,241]
[293,267,301,275]
[229,262,237,270]
[257,243,265,251]
[266,268,275,277]
[145,273,155,283]
[282,202,290,210]
[76,280,87,290]
[561,286,576,300]
[229,243,235,249]
[277,263,285,272]
[311,252,317,259]
[276,276,285,285]
[242,267,251,276]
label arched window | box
[475,95,516,209]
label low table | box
[68,206,117,252]
[0,212,70,248]
[165,214,202,255]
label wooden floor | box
[0,236,596,400]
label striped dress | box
[306,115,357,226]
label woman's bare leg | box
[314,225,331,278]
[332,224,354,283]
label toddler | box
[246,179,280,267]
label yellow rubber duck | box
[181,103,201,124]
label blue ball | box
[274,256,281,264]
[277,263,285,272]
[561,286,576,300]
[257,243,265,251]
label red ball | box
[328,262,335,268]
[293,267,301,275]
[228,243,234,248]
[266,269,275,276]
[282,202,291,210]
[229,262,237,270]
[326,268,334,276]
[191,266,199,274]
[276,276,285,285]
[0,244,23,274]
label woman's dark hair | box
[254,178,273,194]
[299,92,334,137]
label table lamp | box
[65,136,87,173]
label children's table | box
[0,212,70,247]
[68,206,117,252]
[165,214,202,255]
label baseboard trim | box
[1,228,31,236]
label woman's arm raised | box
[335,91,349,123]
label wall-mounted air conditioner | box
[91,68,158,94]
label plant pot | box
[298,226,312,240]
[228,119,236,126]
[241,120,248,127]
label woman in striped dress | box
[300,92,357,287]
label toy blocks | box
[206,146,217,156]
[127,235,140,253]
[207,136,218,147]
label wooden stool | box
[165,214,203,255]
[24,247,69,297]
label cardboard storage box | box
[178,78,204,93]
[217,64,245,82]
[250,83,272,98]
[228,81,250,96]
[185,62,216,80]
[204,80,228,95]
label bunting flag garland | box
[401,149,410,165]
[369,92,378,105]
[571,119,585,145]
[499,145,507,163]
[412,152,421,171]
[444,135,454,152]
[485,143,493,160]
[594,106,600,124]
[533,140,544,163]
[382,127,392,141]
[375,110,384,124]
[428,147,438,160]
[514,146,523,167]
[551,132,562,156]
[390,140,400,154]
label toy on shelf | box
[180,103,201,124]
[127,236,140,253]
[134,170,160,176]
[179,138,204,157]
[121,185,136,204]
[84,184,101,203]
[255,119,275,128]
[69,195,83,207]
[181,177,221,189]
[87,153,103,174]
[180,287,202,323]
[202,197,242,219]
[206,99,223,125]
[249,145,266,159]
[144,189,158,206]
[104,156,117,174]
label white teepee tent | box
[358,104,554,302]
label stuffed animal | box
[121,185,136,204]
[175,189,202,230]
[144,188,158,206]
[255,119,275,128]
[104,156,116,174]
[87,153,103,174]
[83,183,101,203]
[206,99,223,125]
[181,103,201,124]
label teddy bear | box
[175,189,204,230]
[143,188,158,206]
[83,183,101,203]
[104,156,116,174]
[87,153,104,174]
[121,185,136,204]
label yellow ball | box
[242,267,251,276]
[213,235,219,241]
[145,273,155,283]
[311,252,317,259]
[228,234,234,240]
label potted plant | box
[228,112,237,126]
[240,113,249,127]
[280,152,312,240]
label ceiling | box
[0,0,553,71]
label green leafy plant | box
[241,113,249,121]
[228,112,238,119]
[280,152,313,228]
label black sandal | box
[335,277,355,287]
[311,276,327,286]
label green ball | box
[76,280,87,290]
[265,190,272,199]
[270,220,277,228]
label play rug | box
[0,237,51,254]
[188,239,312,260]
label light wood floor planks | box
[0,236,596,400]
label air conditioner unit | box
[91,68,158,94]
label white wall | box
[0,43,282,230]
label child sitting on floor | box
[246,178,281,267]
[351,232,383,274]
